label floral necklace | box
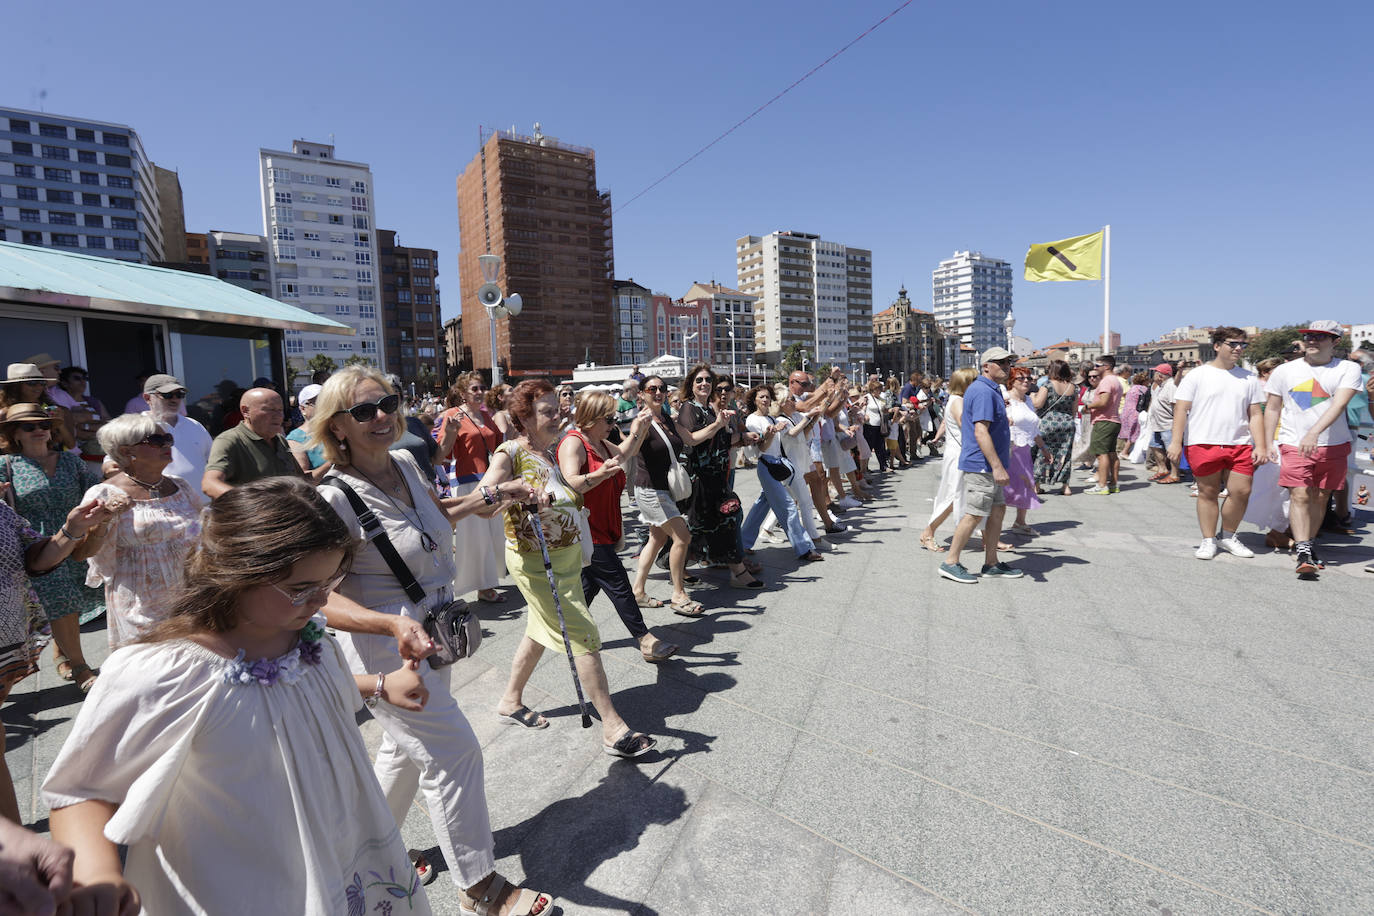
[223,620,325,687]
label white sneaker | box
[1217,535,1254,558]
[836,496,861,509]
[1195,538,1218,560]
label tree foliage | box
[306,354,338,377]
[1245,324,1351,364]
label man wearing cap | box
[285,383,332,482]
[939,347,1023,584]
[132,374,214,498]
[1167,327,1267,560]
[1083,354,1124,494]
[1145,363,1179,481]
[1262,319,1362,578]
[202,387,303,499]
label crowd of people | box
[0,319,1370,911]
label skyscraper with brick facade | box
[455,126,614,378]
[377,229,442,391]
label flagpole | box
[1102,224,1111,354]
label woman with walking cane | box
[477,379,656,759]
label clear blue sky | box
[9,0,1371,349]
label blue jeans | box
[740,463,815,557]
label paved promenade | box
[7,456,1374,914]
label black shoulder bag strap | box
[322,476,426,605]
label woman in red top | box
[557,391,678,663]
[438,372,507,603]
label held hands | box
[717,409,737,427]
[391,617,437,664]
[498,479,538,504]
[64,498,114,537]
[1251,445,1270,468]
[383,663,429,711]
[0,818,74,916]
[63,874,141,916]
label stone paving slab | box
[7,454,1374,914]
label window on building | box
[355,252,371,265]
[311,340,328,351]
[354,233,369,247]
[360,340,376,352]
[102,132,130,147]
[112,238,139,251]
[111,217,135,230]
[415,293,432,305]
[329,214,344,225]
[280,282,299,298]
[43,167,71,182]
[17,186,37,201]
[338,342,353,352]
[275,244,295,260]
[334,304,351,315]
[105,175,131,190]
[22,231,43,245]
[304,248,323,259]
[273,227,294,241]
[357,286,374,301]
[285,339,303,354]
[11,142,38,160]
[13,164,35,178]
[306,284,326,296]
[19,209,39,222]
[109,196,134,210]
[104,153,130,168]
[74,128,94,142]
[46,189,74,204]
[350,196,367,212]
[359,304,376,318]
[41,145,68,160]
[397,290,411,303]
[352,215,368,229]
[77,150,97,163]
[269,167,290,183]
[351,180,366,194]
[49,212,76,225]
[411,256,430,269]
[39,123,66,138]
[325,177,341,188]
[86,236,106,249]
[302,231,320,241]
[413,275,430,287]
[79,171,99,185]
[52,233,79,247]
[273,191,292,206]
[82,193,100,206]
[8,119,30,133]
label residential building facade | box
[259,139,381,369]
[735,230,873,366]
[931,250,1013,356]
[456,125,614,379]
[185,232,209,266]
[611,279,651,365]
[871,286,957,380]
[443,316,463,378]
[0,107,164,262]
[683,281,756,373]
[206,230,271,297]
[377,229,442,391]
[650,293,710,367]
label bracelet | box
[59,525,86,541]
[365,673,385,709]
[480,486,495,506]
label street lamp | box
[476,253,522,386]
[1003,310,1016,355]
[725,316,737,382]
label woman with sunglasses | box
[741,385,822,563]
[80,415,202,648]
[53,366,111,462]
[675,366,763,589]
[0,404,105,693]
[629,376,700,615]
[311,368,553,912]
[1004,368,1045,536]
[477,380,657,759]
[1,363,75,452]
[558,390,678,662]
[437,373,507,604]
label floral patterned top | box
[497,440,582,554]
[0,501,43,649]
[82,477,202,648]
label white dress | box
[929,395,966,524]
[42,631,431,916]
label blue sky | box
[9,0,1371,349]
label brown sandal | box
[919,534,946,553]
[70,664,98,694]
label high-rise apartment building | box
[377,229,442,390]
[735,230,872,366]
[185,232,210,266]
[206,231,271,297]
[931,251,1013,356]
[682,282,756,370]
[611,279,651,364]
[0,107,164,262]
[443,317,463,379]
[456,126,614,379]
[259,140,380,369]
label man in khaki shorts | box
[939,348,1023,584]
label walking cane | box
[526,504,593,728]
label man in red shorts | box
[1263,320,1362,578]
[1167,327,1267,559]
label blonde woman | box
[919,368,977,551]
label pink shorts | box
[1278,442,1351,490]
[1185,443,1254,478]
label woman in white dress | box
[43,478,435,916]
[919,368,978,552]
[436,372,508,604]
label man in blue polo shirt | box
[939,347,1024,583]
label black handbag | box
[323,477,480,668]
[758,453,794,483]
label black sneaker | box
[1310,545,1326,569]
[1295,547,1318,576]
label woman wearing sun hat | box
[1,364,74,451]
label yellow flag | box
[1024,231,1103,281]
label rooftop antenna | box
[329,132,335,146]
[33,89,47,112]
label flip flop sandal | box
[496,705,549,729]
[604,731,657,758]
[641,641,679,663]
[670,598,706,617]
[55,654,74,681]
[409,850,438,886]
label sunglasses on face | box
[1302,333,1333,342]
[643,385,665,393]
[693,377,712,385]
[337,393,400,422]
[16,421,51,432]
[468,385,487,392]
[1223,340,1248,349]
[270,572,346,607]
[137,433,175,447]
[156,389,188,399]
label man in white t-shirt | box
[1263,319,1362,578]
[1167,327,1267,560]
[141,374,213,498]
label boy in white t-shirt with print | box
[1262,319,1362,578]
[1168,327,1267,560]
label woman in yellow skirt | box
[476,379,656,759]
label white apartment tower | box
[931,251,1013,356]
[260,140,380,369]
[736,230,873,366]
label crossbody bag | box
[323,476,480,668]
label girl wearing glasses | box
[80,414,202,648]
[311,368,552,914]
[0,403,105,692]
[43,479,439,916]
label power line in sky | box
[613,0,917,215]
